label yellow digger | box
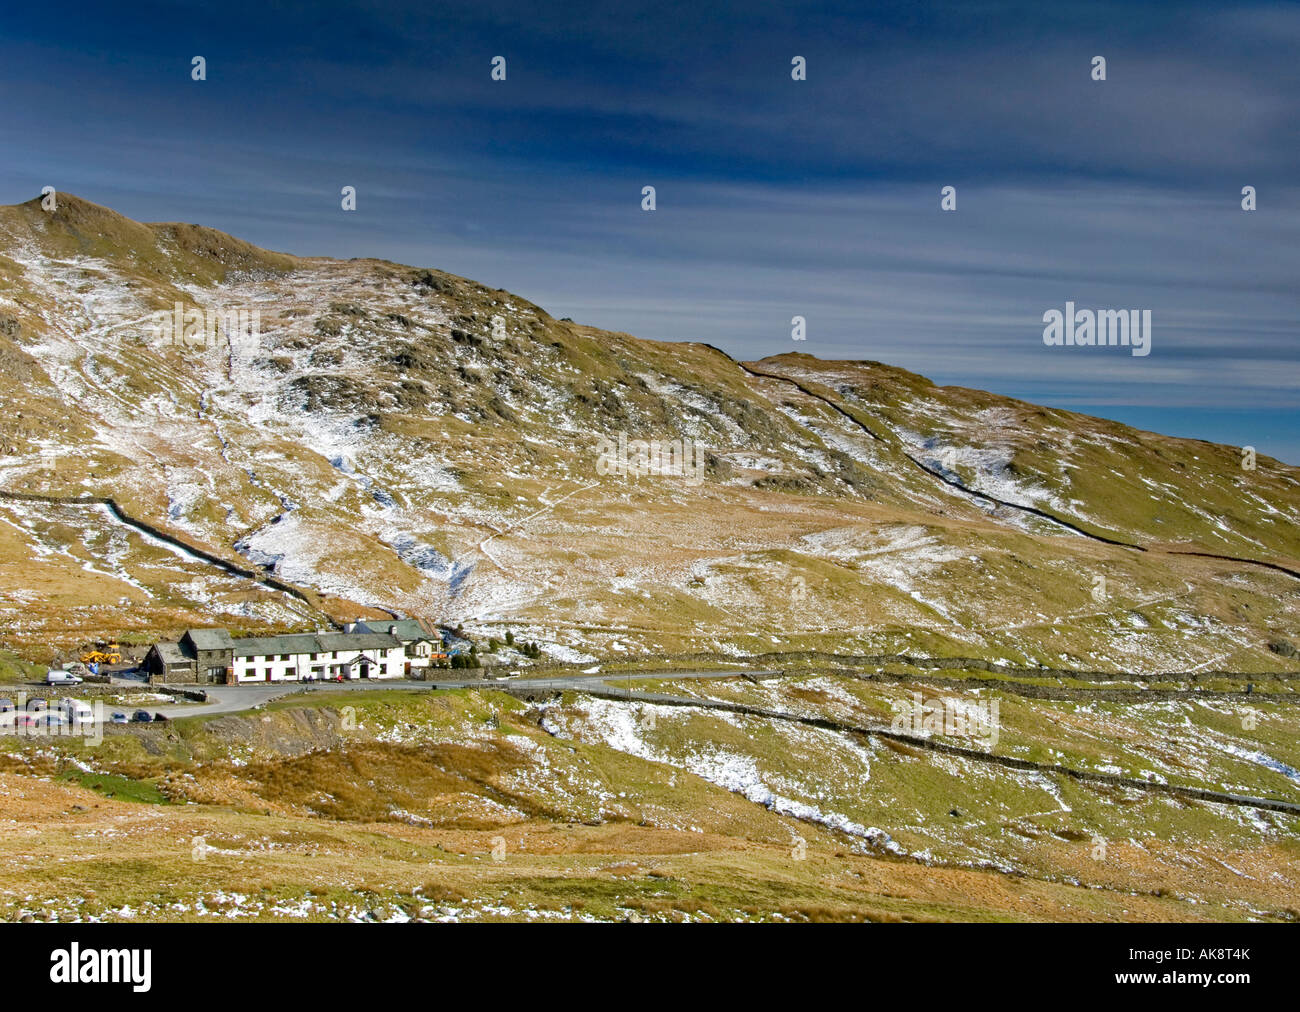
[80,640,122,666]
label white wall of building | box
[235,644,408,682]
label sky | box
[1,0,1297,460]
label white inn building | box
[144,621,444,684]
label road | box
[145,669,780,720]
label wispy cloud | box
[1,0,1296,458]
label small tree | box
[505,631,514,646]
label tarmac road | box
[145,668,781,720]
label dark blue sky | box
[2,1,1297,460]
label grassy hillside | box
[0,193,1295,677]
[0,679,1294,922]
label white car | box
[45,669,83,686]
[59,698,94,724]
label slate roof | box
[314,632,402,653]
[231,634,322,658]
[230,631,401,658]
[184,628,235,651]
[364,619,435,642]
[151,642,194,667]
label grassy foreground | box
[0,678,1295,922]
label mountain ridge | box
[0,193,1295,675]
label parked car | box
[111,711,128,724]
[15,714,38,729]
[0,698,12,713]
[26,698,47,712]
[131,710,153,723]
[45,669,83,686]
[38,712,65,728]
[60,698,94,724]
